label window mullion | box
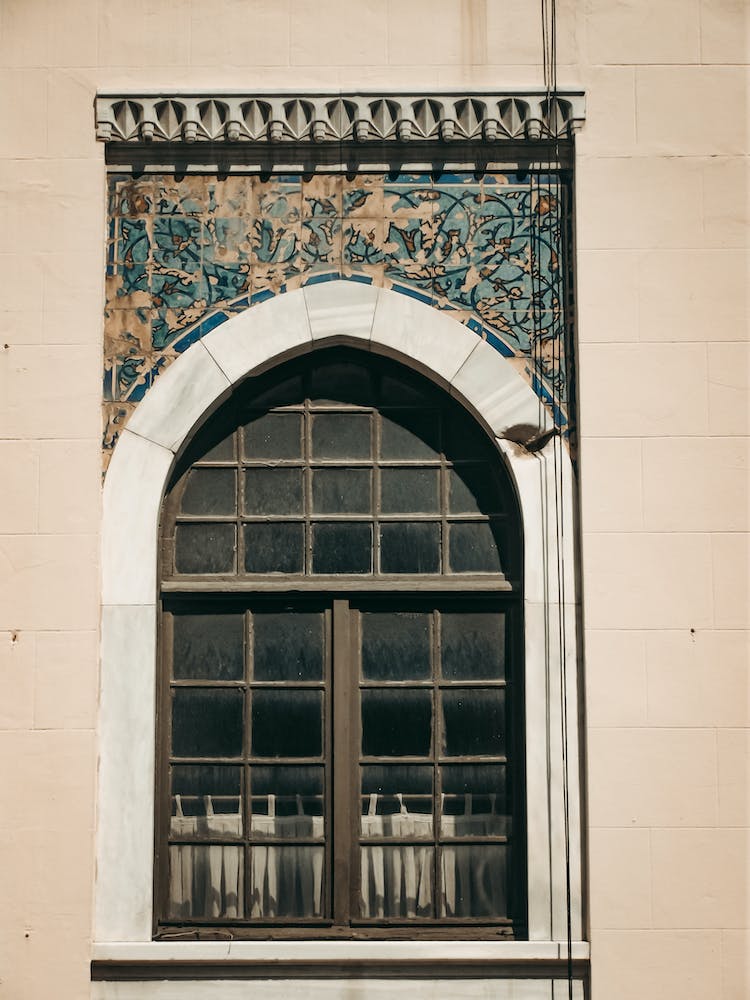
[331,598,355,926]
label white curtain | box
[169,793,323,920]
[169,794,243,919]
[360,792,508,919]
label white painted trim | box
[96,281,583,961]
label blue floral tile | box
[152,216,204,273]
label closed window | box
[157,349,525,937]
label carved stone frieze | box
[95,92,586,145]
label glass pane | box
[440,764,509,837]
[252,612,324,681]
[244,412,302,460]
[444,414,491,461]
[361,689,432,757]
[249,845,324,918]
[381,468,439,514]
[439,844,508,918]
[360,845,434,919]
[311,412,371,460]
[361,612,431,681]
[175,523,236,574]
[244,468,303,516]
[312,522,371,574]
[170,765,242,833]
[440,612,506,681]
[249,765,324,838]
[173,613,244,681]
[172,688,243,758]
[312,468,371,514]
[380,522,440,574]
[180,468,236,515]
[448,521,504,574]
[200,431,236,462]
[361,765,433,837]
[380,410,439,460]
[310,362,373,405]
[380,373,431,406]
[441,689,506,757]
[249,375,304,410]
[169,844,244,919]
[244,523,304,573]
[251,690,322,758]
[448,465,502,515]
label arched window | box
[156,347,525,938]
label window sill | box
[92,939,590,979]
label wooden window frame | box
[154,350,527,940]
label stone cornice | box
[95,91,585,145]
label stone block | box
[0,69,47,158]
[646,630,749,728]
[585,0,700,64]
[97,0,192,67]
[717,729,750,828]
[577,250,638,343]
[576,67,637,157]
[584,629,648,727]
[39,440,101,534]
[651,828,747,928]
[708,343,749,435]
[636,67,747,156]
[34,630,98,730]
[580,437,643,532]
[588,828,652,929]
[577,157,704,251]
[0,629,35,730]
[637,250,747,343]
[587,727,717,828]
[583,531,713,630]
[700,0,749,64]
[703,158,750,250]
[291,0,386,66]
[0,440,38,533]
[578,342,709,436]
[190,0,291,66]
[642,437,748,531]
[711,533,749,628]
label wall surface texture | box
[0,2,747,998]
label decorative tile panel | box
[103,172,572,458]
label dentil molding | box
[95,92,585,145]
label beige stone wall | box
[0,1,746,997]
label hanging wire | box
[539,1,575,997]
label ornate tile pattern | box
[104,172,571,456]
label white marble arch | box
[96,281,585,976]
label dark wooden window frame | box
[154,349,527,941]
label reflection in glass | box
[380,410,439,460]
[310,363,373,406]
[441,612,506,681]
[249,845,324,918]
[172,688,243,758]
[361,689,431,757]
[440,764,509,837]
[312,523,371,574]
[380,522,440,574]
[448,521,504,574]
[439,844,508,918]
[380,468,439,514]
[175,523,236,574]
[244,468,303,516]
[361,765,433,837]
[173,613,244,681]
[442,689,505,757]
[251,689,322,758]
[448,464,501,515]
[170,765,242,833]
[200,431,235,463]
[361,612,431,681]
[244,412,302,460]
[252,612,324,681]
[360,845,434,919]
[249,765,324,836]
[244,523,304,573]
[311,412,371,460]
[169,844,244,919]
[312,468,371,514]
[180,468,236,515]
